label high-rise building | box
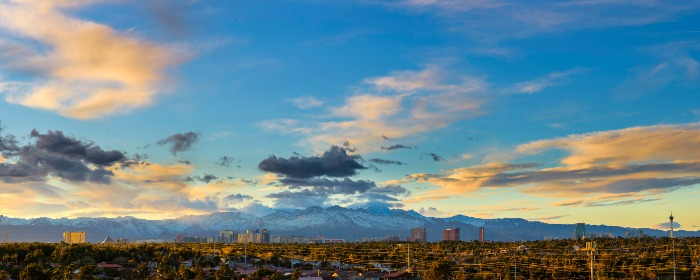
[410,227,427,242]
[262,229,270,243]
[574,223,586,239]
[220,230,235,243]
[63,232,86,244]
[442,228,460,241]
[479,227,485,242]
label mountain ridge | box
[0,206,695,242]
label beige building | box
[63,231,86,244]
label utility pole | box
[407,244,410,272]
[514,252,517,280]
[585,241,596,280]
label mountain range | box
[0,206,695,243]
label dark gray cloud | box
[381,144,412,151]
[265,190,327,208]
[217,156,235,167]
[157,132,199,155]
[369,158,405,165]
[424,153,443,161]
[178,160,192,165]
[146,0,192,36]
[342,140,357,153]
[280,177,376,195]
[186,173,219,184]
[258,146,366,179]
[29,129,126,166]
[226,193,253,203]
[1,127,124,184]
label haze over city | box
[1,0,699,232]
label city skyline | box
[0,1,699,231]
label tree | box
[194,263,205,280]
[423,258,454,280]
[76,264,97,280]
[20,263,46,280]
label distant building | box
[220,230,235,243]
[479,227,485,242]
[442,228,460,241]
[262,229,270,243]
[63,232,86,244]
[270,235,308,244]
[574,223,586,239]
[410,228,427,242]
[386,235,401,242]
[101,236,115,245]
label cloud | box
[186,173,219,184]
[145,0,193,36]
[286,96,323,109]
[381,144,413,151]
[0,0,188,119]
[157,132,199,155]
[423,152,443,162]
[418,206,452,218]
[652,221,681,230]
[217,156,235,167]
[505,68,591,94]
[407,123,700,204]
[374,0,700,42]
[552,193,663,207]
[262,66,486,152]
[225,193,253,203]
[279,177,376,194]
[369,158,405,165]
[614,40,700,101]
[0,127,125,184]
[258,145,366,179]
[29,129,125,166]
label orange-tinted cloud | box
[407,123,700,205]
[0,0,187,119]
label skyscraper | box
[219,230,235,243]
[479,227,485,242]
[63,231,86,244]
[410,227,427,242]
[574,223,586,239]
[442,228,460,241]
[262,229,270,243]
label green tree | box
[76,264,97,280]
[19,263,46,280]
[423,258,454,280]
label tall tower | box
[670,212,676,280]
[479,227,485,242]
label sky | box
[0,0,699,231]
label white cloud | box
[506,68,590,94]
[286,96,323,109]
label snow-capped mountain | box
[0,206,695,242]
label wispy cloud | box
[505,68,591,94]
[373,0,700,42]
[614,40,700,101]
[264,66,487,152]
[0,0,188,119]
[286,96,323,109]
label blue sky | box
[0,0,699,230]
